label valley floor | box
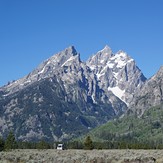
[0,149,162,163]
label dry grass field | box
[0,149,163,163]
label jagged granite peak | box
[38,45,80,69]
[86,45,113,69]
[36,46,81,73]
[130,66,163,115]
[101,45,112,55]
[66,45,78,55]
[1,46,81,95]
[86,48,146,105]
[1,45,146,106]
[48,45,79,65]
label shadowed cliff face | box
[130,66,163,115]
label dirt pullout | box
[0,149,162,163]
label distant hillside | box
[87,104,163,146]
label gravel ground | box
[0,149,163,163]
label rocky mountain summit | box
[86,45,146,105]
[0,46,80,96]
[0,45,156,142]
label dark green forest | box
[1,132,163,151]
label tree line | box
[1,132,163,152]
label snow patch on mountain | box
[108,86,126,104]
[96,73,105,80]
[38,66,46,75]
[110,51,134,69]
[91,95,97,104]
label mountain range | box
[0,45,162,142]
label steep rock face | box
[86,46,146,105]
[0,46,129,141]
[130,66,163,115]
[0,77,117,141]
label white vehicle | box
[57,143,64,150]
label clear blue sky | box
[0,0,163,86]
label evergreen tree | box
[84,136,93,150]
[4,131,17,151]
[0,137,4,151]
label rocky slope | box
[130,66,163,115]
[0,45,147,141]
